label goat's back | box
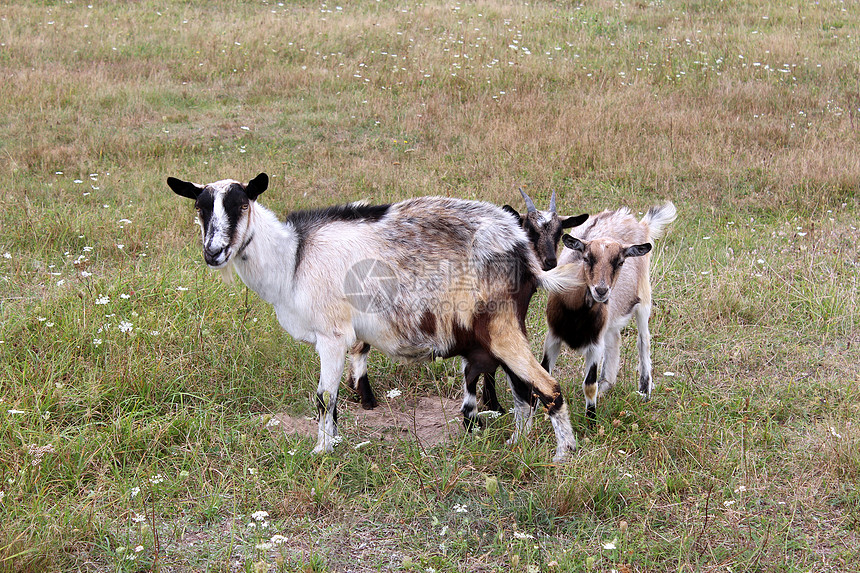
[286,196,540,359]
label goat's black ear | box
[561,213,588,229]
[501,204,523,223]
[562,234,586,252]
[246,172,268,201]
[624,243,652,258]
[167,177,202,200]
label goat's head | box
[561,235,651,304]
[167,173,269,268]
[502,189,588,271]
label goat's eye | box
[241,203,249,211]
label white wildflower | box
[270,534,288,545]
[251,510,269,522]
[830,427,842,439]
[453,503,468,513]
[386,388,402,399]
[118,321,133,333]
[130,486,140,498]
[120,294,130,299]
[248,468,257,475]
[602,537,618,550]
[27,443,56,466]
[7,409,25,415]
[477,410,502,419]
[131,512,146,523]
[255,542,273,551]
[149,474,164,485]
[513,531,535,540]
[81,271,92,278]
[95,295,110,305]
[134,545,143,553]
[92,338,103,346]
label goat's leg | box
[597,327,621,397]
[503,362,577,462]
[313,336,348,454]
[345,342,377,409]
[491,326,577,461]
[540,329,563,373]
[501,365,537,446]
[480,370,503,414]
[460,359,483,431]
[583,343,603,422]
[634,303,653,399]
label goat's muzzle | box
[204,246,228,268]
[591,285,610,303]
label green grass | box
[1,1,859,571]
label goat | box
[344,188,588,429]
[168,173,583,461]
[541,202,677,419]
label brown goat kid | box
[541,203,677,420]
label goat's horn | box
[519,187,537,213]
[549,190,557,213]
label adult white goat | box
[168,173,583,460]
[541,202,677,419]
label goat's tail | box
[538,263,583,294]
[641,201,677,240]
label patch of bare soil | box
[267,396,465,449]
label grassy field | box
[1,1,859,571]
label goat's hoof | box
[312,437,338,455]
[552,443,577,463]
[360,397,378,410]
[597,380,614,397]
[636,390,652,402]
[461,414,480,432]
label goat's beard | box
[217,260,237,285]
